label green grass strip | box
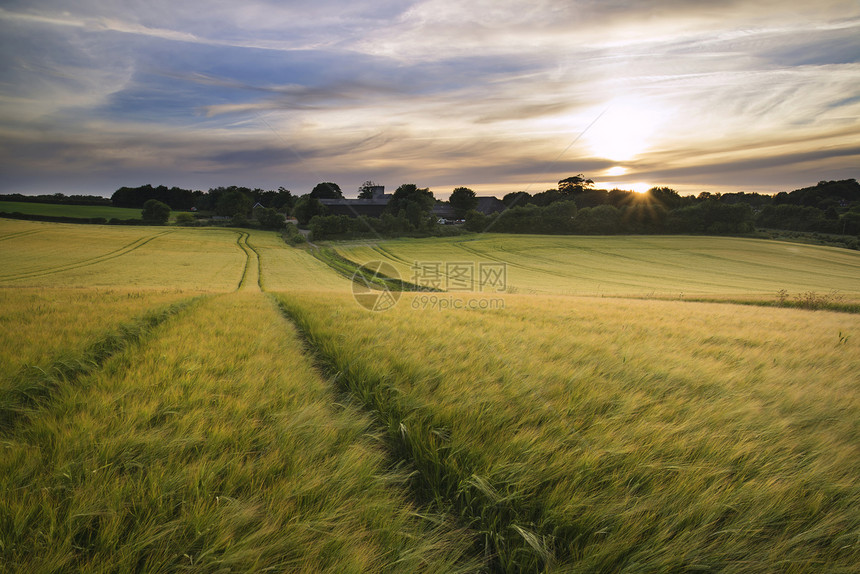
[0,296,204,433]
[311,247,441,292]
[274,295,552,573]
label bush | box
[757,205,823,232]
[256,207,286,230]
[281,223,306,245]
[667,202,754,234]
[174,212,195,226]
[141,199,171,224]
[0,212,108,225]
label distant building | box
[476,196,505,214]
[319,188,507,219]
[432,203,456,219]
[319,186,391,217]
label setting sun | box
[630,182,651,194]
[585,98,665,162]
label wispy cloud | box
[0,1,857,197]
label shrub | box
[141,199,171,224]
[174,212,195,226]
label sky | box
[1,1,858,199]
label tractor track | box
[235,232,262,292]
[0,230,174,282]
[0,229,46,242]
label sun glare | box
[586,98,664,161]
[630,182,651,194]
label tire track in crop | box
[0,296,203,433]
[235,232,261,292]
[274,296,555,573]
[0,228,45,242]
[0,230,174,282]
[371,244,413,266]
[453,238,574,283]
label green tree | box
[275,187,295,210]
[386,184,435,229]
[293,196,328,225]
[574,205,621,234]
[309,182,343,199]
[216,190,253,217]
[257,207,286,230]
[448,187,478,217]
[141,199,171,224]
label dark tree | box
[216,190,253,217]
[558,174,594,194]
[112,184,198,209]
[293,196,328,225]
[309,182,343,199]
[502,191,531,207]
[275,187,295,210]
[357,181,378,199]
[529,189,562,207]
[141,199,171,224]
[779,179,860,210]
[386,184,435,229]
[647,187,682,210]
[257,207,287,229]
[607,188,633,207]
[448,187,478,217]
[571,189,608,209]
[575,205,621,234]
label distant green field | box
[0,200,143,220]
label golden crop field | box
[277,290,860,571]
[0,221,246,291]
[248,229,352,292]
[1,217,858,572]
[0,288,191,379]
[1,293,477,572]
[333,235,860,300]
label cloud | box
[0,1,857,197]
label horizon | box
[1,1,858,199]
[3,179,854,202]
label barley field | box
[277,291,860,572]
[1,294,477,572]
[0,288,191,379]
[1,217,858,572]
[0,221,251,290]
[333,235,860,300]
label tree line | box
[2,178,857,241]
[470,178,860,238]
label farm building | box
[320,186,391,217]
